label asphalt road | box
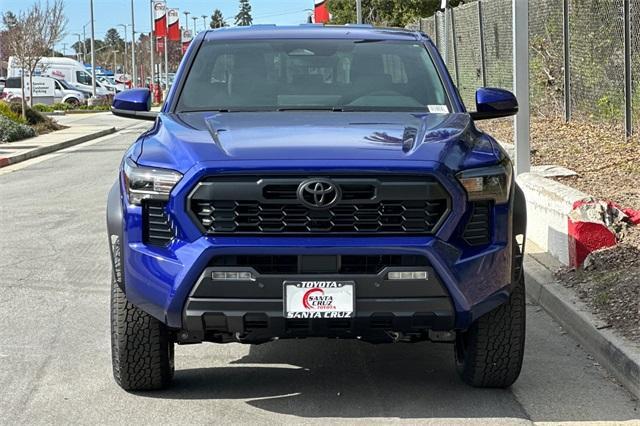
[0,115,638,425]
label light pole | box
[112,50,120,74]
[202,15,207,30]
[356,0,362,24]
[149,0,155,87]
[82,22,90,63]
[73,33,82,61]
[90,0,96,97]
[184,11,190,31]
[192,16,198,32]
[131,0,136,86]
[117,24,128,75]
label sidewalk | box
[0,126,116,168]
[0,112,144,169]
[525,241,640,399]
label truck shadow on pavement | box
[137,309,639,422]
[149,339,530,420]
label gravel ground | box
[555,226,640,344]
[479,117,640,209]
[480,117,640,345]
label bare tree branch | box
[1,1,67,115]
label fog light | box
[387,271,428,280]
[212,271,255,281]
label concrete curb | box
[524,252,640,399]
[0,127,116,168]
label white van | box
[8,56,112,97]
[2,76,86,105]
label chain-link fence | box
[420,0,640,136]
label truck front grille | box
[189,175,450,235]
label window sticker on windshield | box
[428,105,450,114]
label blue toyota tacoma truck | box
[108,25,527,391]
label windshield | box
[56,79,73,90]
[177,39,449,112]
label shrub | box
[32,103,55,113]
[0,101,27,124]
[8,102,48,125]
[50,102,73,111]
[0,115,36,142]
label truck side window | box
[76,71,92,86]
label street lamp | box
[117,24,128,75]
[192,16,198,32]
[183,11,190,31]
[89,0,96,97]
[112,50,120,74]
[131,0,136,86]
[202,15,207,30]
[73,33,82,62]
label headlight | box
[122,158,182,205]
[457,160,513,204]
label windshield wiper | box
[276,107,344,112]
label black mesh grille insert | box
[462,202,491,246]
[210,255,428,275]
[189,175,449,235]
[193,200,447,234]
[143,201,175,246]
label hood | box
[139,111,503,173]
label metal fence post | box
[563,0,571,122]
[478,1,487,87]
[513,0,530,175]
[443,9,449,64]
[435,13,440,50]
[623,0,633,137]
[451,8,460,88]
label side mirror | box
[470,88,518,121]
[111,88,158,121]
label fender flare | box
[513,183,527,239]
[511,183,527,283]
[106,181,125,291]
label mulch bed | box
[480,116,640,344]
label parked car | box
[108,25,527,391]
[2,76,86,105]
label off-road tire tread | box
[111,276,174,390]
[456,274,526,388]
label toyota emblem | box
[297,179,341,209]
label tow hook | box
[428,330,456,342]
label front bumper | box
[182,261,455,343]
[122,235,512,334]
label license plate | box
[284,281,354,319]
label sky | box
[0,0,314,54]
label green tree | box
[235,0,253,26]
[328,0,468,27]
[210,9,226,28]
[104,28,124,50]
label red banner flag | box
[181,29,193,54]
[314,0,330,23]
[153,1,167,37]
[168,8,180,41]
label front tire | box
[454,273,526,388]
[110,275,174,391]
[64,97,80,107]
